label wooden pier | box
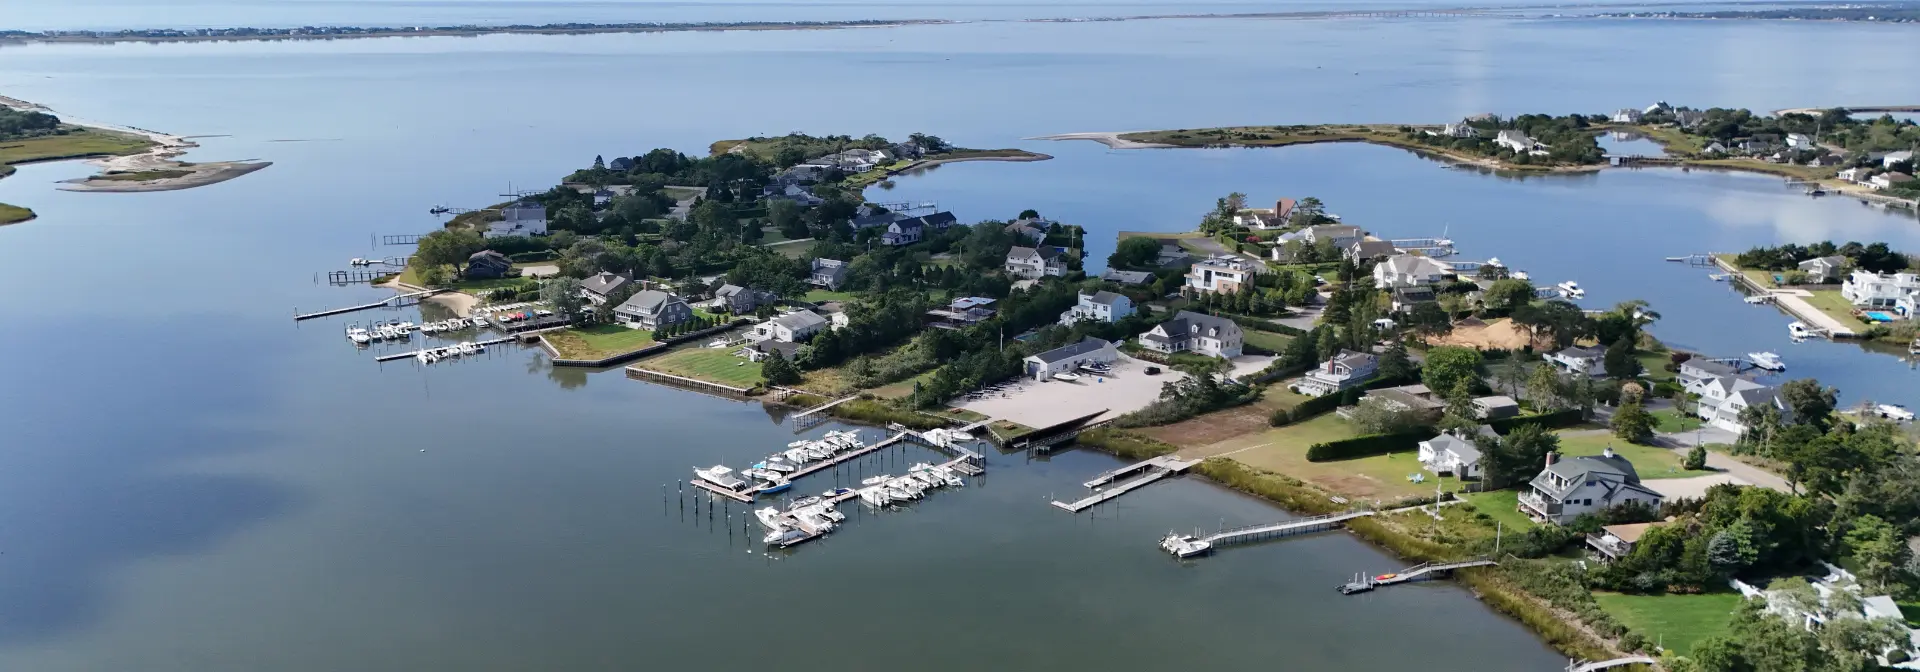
[1338,558,1498,594]
[1191,511,1378,550]
[1566,656,1657,672]
[1053,455,1199,513]
[791,394,859,432]
[295,288,443,321]
[373,337,516,362]
[688,429,989,508]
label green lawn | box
[1799,289,1873,332]
[643,347,763,388]
[1636,351,1676,382]
[0,127,154,166]
[1195,414,1457,500]
[0,203,33,225]
[1652,409,1703,434]
[1594,591,1742,655]
[1242,329,1294,353]
[869,370,937,400]
[1461,490,1537,532]
[544,324,657,360]
[802,289,857,304]
[1554,431,1709,479]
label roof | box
[1309,224,1361,238]
[951,297,996,310]
[1328,349,1376,369]
[1083,290,1127,306]
[1029,337,1113,364]
[1473,395,1518,409]
[1393,286,1437,301]
[715,284,745,297]
[1535,453,1644,501]
[1553,345,1606,360]
[1602,522,1660,544]
[769,310,828,330]
[1800,255,1846,268]
[469,249,508,262]
[582,271,631,296]
[1368,386,1442,411]
[915,211,957,228]
[1104,270,1153,285]
[1425,432,1483,464]
[1348,239,1398,258]
[1008,246,1043,262]
[1380,254,1451,277]
[1679,358,1739,378]
[616,290,679,314]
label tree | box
[768,198,805,239]
[540,277,584,320]
[1779,378,1837,431]
[1528,363,1563,410]
[1407,301,1451,341]
[415,229,484,273]
[1348,398,1426,435]
[1706,518,1759,576]
[1439,379,1480,432]
[1611,399,1654,444]
[1017,208,1040,220]
[1378,339,1414,381]
[1603,336,1641,379]
[1845,514,1911,592]
[761,350,802,386]
[1493,358,1529,398]
[1108,236,1161,270]
[1482,423,1561,489]
[1482,278,1534,312]
[1684,443,1708,470]
[1421,346,1482,398]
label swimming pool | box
[1865,311,1897,322]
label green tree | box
[768,199,805,240]
[761,350,803,386]
[1706,518,1759,576]
[1493,358,1529,398]
[1377,339,1414,381]
[415,229,484,273]
[1603,336,1641,379]
[1421,346,1482,397]
[1482,278,1535,313]
[1439,378,1480,432]
[1779,378,1838,431]
[1684,443,1708,470]
[1844,514,1911,592]
[1407,300,1452,341]
[1611,399,1655,444]
[1108,236,1161,269]
[1527,362,1563,410]
[540,277,584,320]
[1348,398,1426,435]
[1482,423,1561,489]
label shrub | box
[1305,431,1426,462]
[1488,409,1583,433]
[1268,408,1291,427]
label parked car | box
[1145,366,1162,376]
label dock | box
[1185,511,1378,552]
[295,289,443,321]
[689,428,989,509]
[1710,255,1859,338]
[1053,455,1199,513]
[373,337,517,362]
[1337,558,1498,594]
[790,394,859,432]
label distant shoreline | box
[0,19,949,46]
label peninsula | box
[0,19,946,46]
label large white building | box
[1185,256,1254,295]
[1518,449,1664,526]
[754,310,828,343]
[485,202,548,239]
[1841,270,1920,308]
[1137,311,1243,359]
[1059,290,1134,325]
[1023,337,1117,381]
[1693,373,1789,434]
[1372,254,1453,289]
[1005,246,1067,280]
[1294,350,1378,397]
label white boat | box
[1052,372,1082,382]
[787,439,811,449]
[803,443,833,460]
[346,326,371,345]
[694,465,748,491]
[931,466,964,487]
[1746,352,1785,371]
[881,484,914,501]
[755,507,785,529]
[743,468,783,482]
[1878,404,1915,422]
[764,526,810,546]
[860,475,893,487]
[460,342,481,355]
[890,478,926,498]
[1556,281,1585,298]
[1160,533,1213,558]
[1744,295,1774,305]
[788,496,824,509]
[416,350,432,364]
[1788,321,1814,339]
[857,487,888,506]
[782,448,812,464]
[946,431,973,443]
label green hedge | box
[1305,430,1428,462]
[1222,313,1307,337]
[1488,409,1583,433]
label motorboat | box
[694,465,748,491]
[1878,404,1915,422]
[946,431,973,444]
[803,443,833,461]
[860,475,893,487]
[889,478,926,498]
[1556,281,1585,298]
[429,205,450,215]
[346,327,371,345]
[1788,321,1814,339]
[755,507,785,529]
[764,526,810,546]
[1744,295,1774,305]
[760,459,798,473]
[787,439,811,449]
[758,478,793,495]
[1746,352,1785,371]
[881,484,915,501]
[931,466,964,487]
[1052,372,1082,382]
[1160,533,1212,558]
[743,468,784,482]
[823,488,852,498]
[789,496,824,509]
[782,448,812,464]
[416,350,433,364]
[858,487,891,507]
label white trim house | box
[1518,449,1664,526]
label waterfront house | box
[1842,270,1920,308]
[755,309,827,343]
[809,258,849,291]
[1390,286,1437,313]
[1185,255,1255,295]
[1870,172,1915,191]
[1695,374,1789,434]
[1610,108,1642,124]
[1059,290,1134,325]
[1344,239,1399,262]
[1023,337,1117,381]
[1544,345,1606,376]
[1838,167,1871,183]
[1295,350,1378,397]
[764,182,824,207]
[1305,224,1362,248]
[1883,150,1914,169]
[1673,110,1707,129]
[1473,395,1521,420]
[1677,358,1741,393]
[1005,220,1048,245]
[1233,198,1297,229]
[1418,425,1497,478]
[1702,141,1728,155]
[1361,383,1444,419]
[714,284,777,314]
[608,156,635,172]
[1587,522,1661,561]
[881,219,924,246]
[1786,133,1816,150]
[1644,101,1670,115]
[1898,291,1919,318]
[1798,255,1847,282]
[1519,449,1664,526]
[465,250,512,279]
[613,290,693,330]
[1137,311,1243,359]
[1740,139,1771,154]
[1494,130,1537,154]
[1372,254,1453,289]
[1005,246,1067,279]
[1103,269,1153,286]
[1438,122,1480,138]
[580,271,632,305]
[926,297,997,329]
[485,202,548,239]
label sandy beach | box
[3,95,272,192]
[379,278,480,317]
[1027,132,1174,149]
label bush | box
[1305,431,1427,462]
[1268,408,1291,427]
[1076,428,1178,460]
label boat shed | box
[1023,337,1117,381]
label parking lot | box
[948,354,1183,429]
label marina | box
[691,428,986,507]
[373,337,516,363]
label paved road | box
[1656,428,1793,493]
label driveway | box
[1656,428,1793,493]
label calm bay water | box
[1,12,1918,670]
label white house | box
[1518,449,1664,526]
[1305,224,1362,249]
[1432,122,1480,138]
[1059,290,1134,325]
[1677,358,1742,394]
[1137,311,1243,359]
[1883,150,1914,169]
[1345,239,1399,262]
[485,202,548,239]
[1610,108,1642,124]
[1372,254,1453,289]
[1838,167,1871,183]
[1842,271,1920,308]
[1233,198,1297,229]
[1870,172,1915,191]
[1798,255,1847,282]
[1023,337,1117,381]
[1785,133,1816,150]
[1005,246,1067,280]
[1695,373,1789,434]
[1186,256,1254,295]
[809,258,849,291]
[1543,345,1605,376]
[881,219,923,246]
[1294,350,1378,398]
[1702,141,1729,155]
[1419,425,1498,479]
[1495,130,1537,154]
[754,310,828,343]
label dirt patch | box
[1430,317,1547,350]
[1137,404,1271,448]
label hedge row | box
[1305,430,1428,462]
[1487,408,1583,433]
[1220,313,1307,337]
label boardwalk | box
[690,429,987,508]
[1053,455,1199,513]
[1567,656,1657,672]
[1199,511,1376,547]
[374,337,516,362]
[1339,558,1498,594]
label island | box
[1595,5,1920,23]
[0,19,947,46]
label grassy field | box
[869,370,937,400]
[1651,409,1703,433]
[802,289,857,303]
[1798,289,1873,332]
[1619,124,1701,154]
[1554,431,1709,479]
[0,203,33,224]
[0,127,154,166]
[1593,591,1741,655]
[1242,329,1294,353]
[94,169,192,181]
[1636,351,1676,382]
[1173,413,1453,500]
[1684,158,1834,181]
[1461,490,1536,532]
[544,324,656,361]
[643,347,763,388]
[1117,124,1590,172]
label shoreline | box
[1,95,272,193]
[1034,129,1604,173]
[0,20,949,47]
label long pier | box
[295,288,442,321]
[791,394,859,431]
[1198,511,1377,548]
[1339,558,1498,594]
[373,337,516,362]
[1053,455,1199,512]
[1567,656,1657,672]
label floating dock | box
[295,288,442,321]
[1053,455,1199,513]
[373,337,516,362]
[1337,558,1498,594]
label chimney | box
[1603,445,1615,459]
[1544,451,1557,468]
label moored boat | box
[1746,352,1785,371]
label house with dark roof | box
[1519,448,1664,525]
[1360,383,1443,419]
[1345,239,1399,262]
[1419,425,1498,478]
[1294,350,1378,397]
[1472,395,1520,420]
[809,258,849,291]
[613,290,692,330]
[1103,270,1153,286]
[580,271,632,305]
[1390,286,1437,313]
[881,219,924,246]
[465,250,512,279]
[1023,337,1117,381]
[1059,290,1134,325]
[1544,345,1606,376]
[714,284,778,314]
[1677,358,1741,392]
[1137,311,1242,359]
[926,297,997,329]
[1304,224,1362,248]
[608,157,635,172]
[1798,255,1847,282]
[1694,374,1789,435]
